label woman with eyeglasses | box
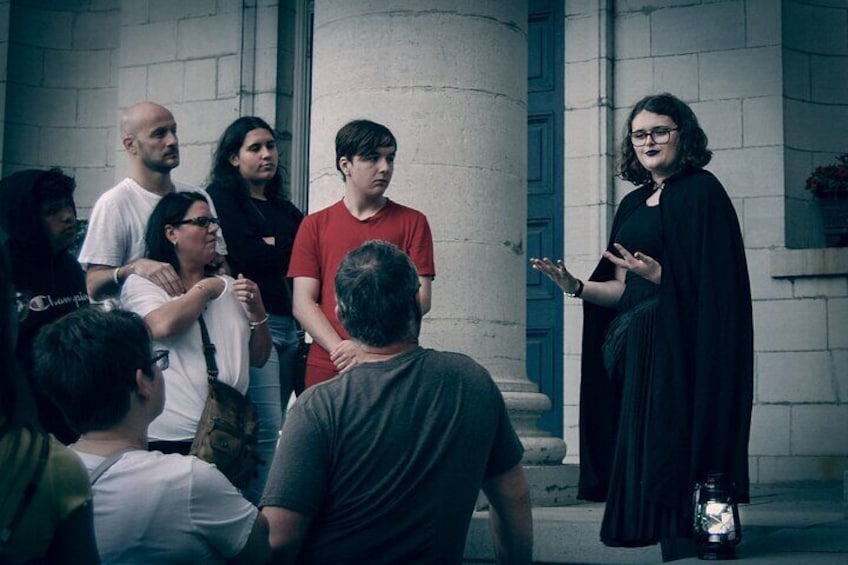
[532,93,753,561]
[121,191,272,460]
[205,116,304,503]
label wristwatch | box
[564,279,584,298]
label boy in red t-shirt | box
[287,120,435,387]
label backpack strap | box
[0,429,50,545]
[88,447,137,485]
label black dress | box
[581,170,753,548]
[598,200,688,546]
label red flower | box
[805,152,848,199]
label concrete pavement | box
[464,479,847,564]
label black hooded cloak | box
[577,168,753,510]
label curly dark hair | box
[617,93,712,186]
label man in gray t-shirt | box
[260,241,533,564]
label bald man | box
[79,102,227,301]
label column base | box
[525,463,581,507]
[477,463,581,509]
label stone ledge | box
[770,247,848,278]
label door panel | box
[526,0,564,436]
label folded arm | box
[87,259,184,301]
[142,278,225,340]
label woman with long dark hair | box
[206,116,304,502]
[532,93,753,561]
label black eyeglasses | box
[630,126,679,146]
[177,216,219,229]
[150,349,170,371]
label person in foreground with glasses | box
[531,93,753,561]
[33,308,270,564]
[120,191,271,457]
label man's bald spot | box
[120,102,173,139]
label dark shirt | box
[614,200,663,311]
[260,347,524,564]
[206,182,303,316]
[0,170,89,442]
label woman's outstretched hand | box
[530,257,582,295]
[602,243,662,284]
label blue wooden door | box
[526,0,564,436]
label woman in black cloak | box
[531,93,753,561]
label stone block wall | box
[563,0,848,483]
[115,0,270,190]
[2,0,120,210]
[783,0,848,249]
[0,0,286,212]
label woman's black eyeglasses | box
[630,126,678,147]
[150,349,170,371]
[177,216,219,229]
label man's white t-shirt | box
[76,449,257,564]
[121,274,251,441]
[78,177,227,269]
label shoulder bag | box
[190,315,260,490]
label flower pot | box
[818,197,848,247]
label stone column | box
[309,1,569,502]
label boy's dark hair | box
[33,309,152,433]
[145,191,209,272]
[335,240,420,347]
[617,92,712,186]
[335,120,397,181]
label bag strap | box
[198,314,219,380]
[0,428,50,545]
[88,447,138,485]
